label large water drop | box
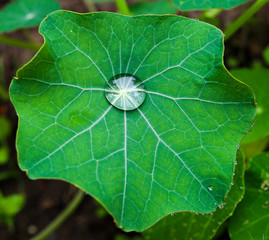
[105,74,146,111]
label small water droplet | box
[105,74,146,111]
[235,161,237,165]
[233,173,235,176]
[171,213,176,216]
[240,186,243,190]
[231,182,234,185]
[202,213,204,215]
[210,212,213,215]
[195,212,199,215]
[208,186,214,191]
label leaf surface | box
[130,1,177,15]
[231,68,269,144]
[228,152,269,240]
[10,11,255,231]
[173,0,250,11]
[143,151,245,240]
[0,0,60,34]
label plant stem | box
[30,189,84,240]
[82,0,97,12]
[115,0,131,16]
[224,0,269,41]
[0,35,41,51]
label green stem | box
[0,35,41,51]
[82,0,97,12]
[115,0,131,16]
[224,0,269,41]
[30,189,84,240]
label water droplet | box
[233,173,235,176]
[171,213,176,216]
[210,212,213,215]
[195,212,199,215]
[235,161,237,165]
[202,213,204,215]
[208,186,214,191]
[231,182,234,186]
[240,186,243,190]
[105,74,146,111]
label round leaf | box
[10,11,255,231]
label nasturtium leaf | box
[231,68,269,144]
[0,0,60,34]
[173,0,250,11]
[10,11,255,231]
[130,1,177,15]
[143,151,245,240]
[228,152,269,240]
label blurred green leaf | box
[0,0,60,34]
[143,151,245,240]
[231,68,269,144]
[0,191,25,228]
[173,0,250,11]
[130,1,177,15]
[241,136,269,160]
[0,146,9,164]
[228,152,269,240]
[263,46,269,66]
[0,117,11,142]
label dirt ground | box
[0,0,268,239]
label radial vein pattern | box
[9,11,255,231]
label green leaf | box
[228,152,269,240]
[0,117,11,142]
[143,150,245,240]
[0,191,25,228]
[0,0,60,34]
[231,68,269,144]
[263,45,269,66]
[173,0,250,11]
[130,1,177,15]
[0,146,9,164]
[10,11,255,231]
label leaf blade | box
[10,11,255,231]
